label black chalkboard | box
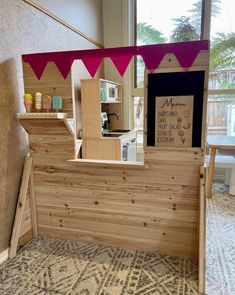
[147,71,205,147]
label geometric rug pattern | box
[0,237,198,295]
[0,183,234,295]
[206,183,235,295]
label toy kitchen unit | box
[81,79,137,162]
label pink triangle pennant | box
[174,45,200,70]
[110,55,133,76]
[173,41,208,70]
[81,56,103,77]
[54,55,74,79]
[140,47,166,72]
[27,56,48,80]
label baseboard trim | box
[0,248,9,265]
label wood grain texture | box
[199,166,206,294]
[18,125,202,259]
[29,167,38,237]
[29,141,201,259]
[17,229,33,251]
[38,225,196,258]
[19,193,32,237]
[81,79,102,138]
[82,138,121,160]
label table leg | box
[225,169,231,185]
[207,147,216,198]
[229,168,235,195]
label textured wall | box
[0,0,101,254]
[33,0,103,44]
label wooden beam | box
[29,167,38,237]
[199,166,206,294]
[9,155,33,258]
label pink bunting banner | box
[81,56,103,77]
[110,54,133,76]
[54,52,74,79]
[173,42,205,70]
[22,40,209,80]
[140,47,166,72]
[27,55,48,80]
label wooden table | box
[207,136,235,198]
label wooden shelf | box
[17,113,74,135]
[17,112,68,119]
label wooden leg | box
[29,167,38,237]
[199,166,206,294]
[207,148,216,198]
[9,155,32,258]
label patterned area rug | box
[206,183,235,295]
[0,183,234,295]
[0,238,198,295]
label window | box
[131,0,235,140]
[208,0,235,136]
[209,0,235,90]
[133,0,203,144]
[135,0,203,88]
[207,94,235,136]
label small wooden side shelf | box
[17,112,68,119]
[17,113,74,136]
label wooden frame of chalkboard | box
[143,50,209,153]
[146,71,205,147]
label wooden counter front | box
[18,112,202,259]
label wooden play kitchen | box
[12,41,209,294]
[81,78,137,161]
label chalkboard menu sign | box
[147,71,205,147]
[155,96,194,147]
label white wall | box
[34,0,103,44]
